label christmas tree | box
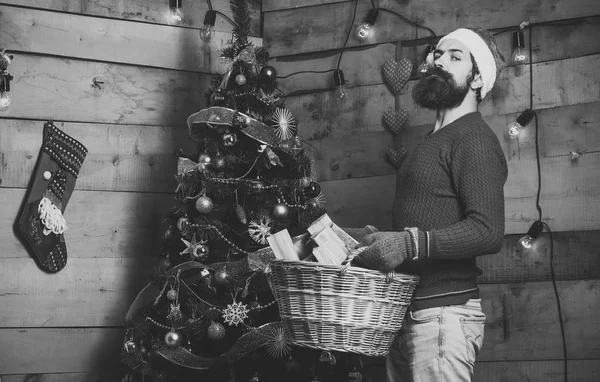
[118,1,366,381]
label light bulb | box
[199,10,216,42]
[333,70,347,101]
[0,91,11,110]
[512,30,528,64]
[506,121,521,139]
[355,9,379,40]
[519,221,544,249]
[507,109,535,139]
[168,0,183,24]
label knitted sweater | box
[393,112,508,311]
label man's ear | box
[471,72,483,90]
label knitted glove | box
[342,225,379,243]
[354,231,416,272]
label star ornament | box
[223,301,249,326]
[271,108,296,140]
[180,234,208,260]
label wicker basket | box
[267,258,419,357]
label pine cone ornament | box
[382,58,412,95]
[382,108,408,135]
[235,205,248,224]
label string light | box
[518,220,543,248]
[0,50,13,111]
[333,69,347,100]
[512,29,528,64]
[356,8,379,40]
[507,108,535,139]
[200,10,217,42]
[168,0,184,24]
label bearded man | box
[355,27,508,381]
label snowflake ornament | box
[271,108,296,140]
[248,216,273,244]
[223,301,248,326]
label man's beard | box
[412,66,473,110]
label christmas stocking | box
[17,122,88,273]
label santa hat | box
[436,27,506,99]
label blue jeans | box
[386,298,486,382]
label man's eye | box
[434,53,442,59]
[451,56,461,61]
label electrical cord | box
[214,9,236,27]
[528,25,567,382]
[337,0,360,70]
[277,69,337,80]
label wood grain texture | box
[319,151,600,233]
[0,327,125,374]
[479,280,600,361]
[263,0,600,57]
[2,0,262,35]
[314,101,600,182]
[290,54,600,141]
[364,359,600,382]
[0,258,151,327]
[0,280,597,373]
[478,231,600,284]
[0,120,195,193]
[474,360,600,382]
[0,188,173,259]
[274,43,396,95]
[0,53,210,126]
[0,5,261,73]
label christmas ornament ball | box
[195,196,214,214]
[164,331,182,348]
[299,177,311,187]
[166,289,178,301]
[260,66,277,82]
[214,268,229,284]
[235,74,247,85]
[192,243,210,261]
[272,203,289,219]
[207,321,226,340]
[123,340,137,354]
[304,181,321,198]
[176,217,190,232]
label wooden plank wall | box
[0,0,261,379]
[263,0,600,381]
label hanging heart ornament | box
[382,108,408,135]
[382,58,413,95]
[386,147,408,168]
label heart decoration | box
[382,108,409,135]
[386,147,408,168]
[382,58,413,95]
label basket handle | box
[341,247,395,282]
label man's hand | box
[354,231,415,272]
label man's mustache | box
[420,66,453,82]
